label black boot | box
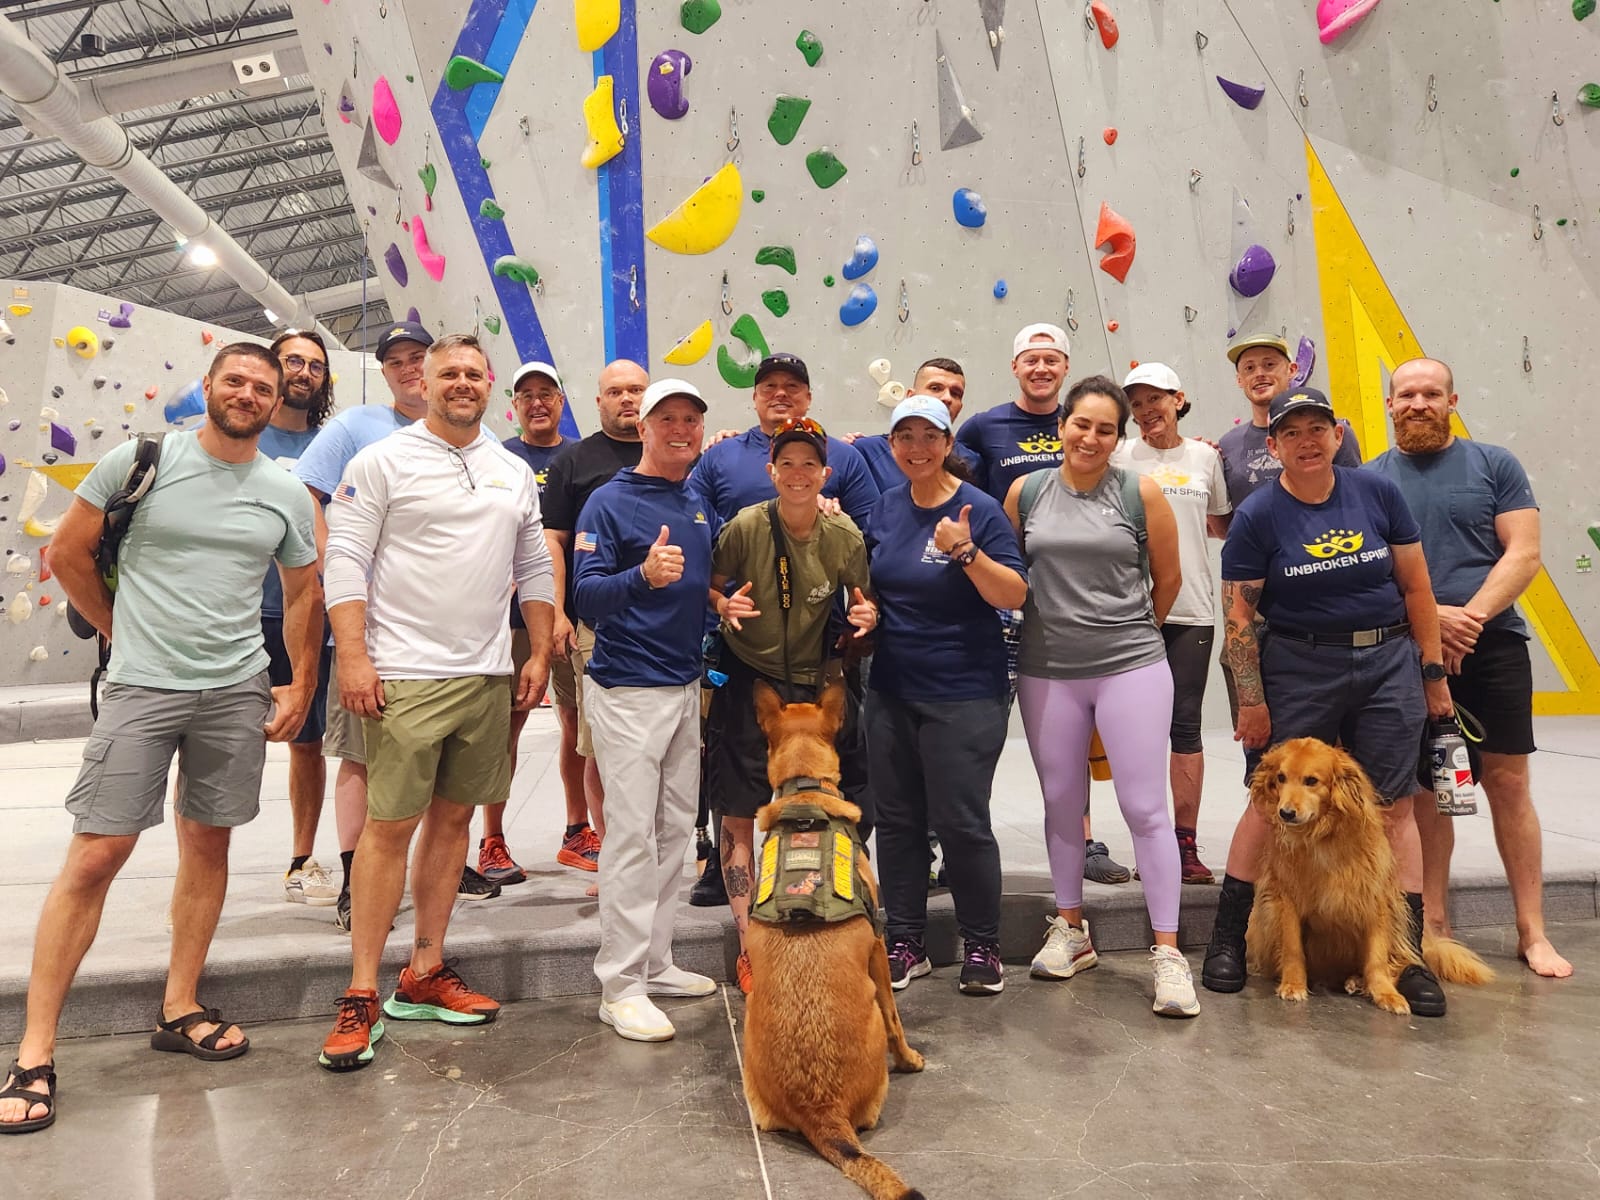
[1396,892,1446,1017]
[689,840,729,907]
[1201,875,1255,993]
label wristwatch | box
[951,542,979,567]
[1421,662,1447,682]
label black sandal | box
[150,1008,250,1061]
[0,1061,57,1134]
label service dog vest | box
[752,786,879,934]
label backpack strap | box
[1111,463,1149,585]
[1017,467,1054,529]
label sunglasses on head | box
[773,416,826,439]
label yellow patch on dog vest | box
[757,836,779,904]
[832,831,855,901]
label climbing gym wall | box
[0,279,371,684]
[287,0,1599,714]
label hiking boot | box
[285,860,338,906]
[1202,876,1255,993]
[319,989,384,1071]
[887,940,932,991]
[457,865,501,902]
[1083,840,1131,884]
[383,962,500,1025]
[1176,827,1215,885]
[689,853,728,907]
[477,836,527,886]
[1032,915,1098,979]
[1396,964,1446,1017]
[959,940,1004,995]
[1151,945,1201,1018]
[735,951,753,996]
[557,824,601,873]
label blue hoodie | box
[688,427,880,527]
[573,468,719,688]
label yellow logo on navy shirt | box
[1303,529,1365,559]
[695,510,709,525]
[1017,432,1062,455]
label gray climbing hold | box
[936,34,984,150]
[356,120,398,188]
[979,0,1006,69]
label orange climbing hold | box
[1090,1,1119,49]
[1094,201,1136,283]
[1107,321,1120,333]
[1103,127,1118,145]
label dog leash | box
[1453,701,1487,745]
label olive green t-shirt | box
[711,503,870,685]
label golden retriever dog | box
[1246,738,1494,1015]
[743,681,925,1200]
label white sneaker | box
[646,965,717,997]
[1031,915,1098,979]
[599,996,676,1041]
[1151,945,1201,1018]
[285,860,339,906]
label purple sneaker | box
[887,940,931,991]
[959,939,1004,995]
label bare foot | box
[0,1066,52,1126]
[162,1008,246,1051]
[1518,938,1573,979]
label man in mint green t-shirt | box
[0,344,320,1136]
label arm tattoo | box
[725,865,752,898]
[1221,581,1266,706]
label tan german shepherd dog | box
[744,681,926,1200]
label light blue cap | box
[889,394,953,433]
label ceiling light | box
[187,244,219,268]
[263,308,280,323]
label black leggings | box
[1162,623,1212,755]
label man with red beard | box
[1368,357,1571,979]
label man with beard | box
[318,335,554,1071]
[1368,357,1570,979]
[2,345,319,1133]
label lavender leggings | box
[1017,660,1181,933]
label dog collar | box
[772,776,845,802]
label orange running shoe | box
[736,951,753,996]
[557,823,601,873]
[319,988,384,1072]
[382,962,500,1025]
[477,835,527,886]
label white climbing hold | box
[5,554,31,575]
[868,358,893,385]
[7,592,34,624]
[29,646,48,662]
[18,471,47,522]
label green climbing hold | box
[418,163,437,197]
[480,157,492,170]
[483,315,503,335]
[406,74,415,83]
[762,289,790,318]
[1575,0,1595,21]
[493,255,541,287]
[767,96,812,146]
[796,30,823,67]
[1557,218,1570,227]
[1579,84,1600,109]
[717,313,770,389]
[480,199,506,220]
[755,245,797,275]
[681,0,722,35]
[822,275,835,287]
[1509,167,1520,178]
[806,148,847,190]
[445,56,505,90]
[751,190,765,203]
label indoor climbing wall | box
[0,279,371,684]
[285,0,1600,714]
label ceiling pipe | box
[73,35,308,121]
[0,12,343,346]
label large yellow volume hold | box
[645,161,743,255]
[580,76,625,169]
[662,319,714,365]
[574,0,620,51]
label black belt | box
[1267,622,1410,648]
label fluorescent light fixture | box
[263,308,280,323]
[186,244,219,268]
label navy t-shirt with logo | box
[1217,418,1362,508]
[1221,467,1420,635]
[954,402,1062,504]
[502,435,574,629]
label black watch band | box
[1421,662,1447,682]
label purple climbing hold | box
[1216,76,1267,110]
[107,302,134,329]
[384,243,409,287]
[407,307,422,324]
[1292,336,1317,387]
[1229,244,1277,297]
[647,50,693,120]
[49,421,77,457]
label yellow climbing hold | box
[645,161,744,255]
[663,319,715,365]
[581,75,625,169]
[35,462,97,491]
[24,517,60,539]
[575,0,621,51]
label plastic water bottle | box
[1429,717,1479,816]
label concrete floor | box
[4,920,1596,1200]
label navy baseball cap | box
[754,353,810,387]
[1267,386,1337,432]
[374,320,434,361]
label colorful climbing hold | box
[952,188,988,229]
[1509,167,1520,178]
[767,95,812,146]
[993,280,1008,299]
[1292,336,1317,388]
[1578,84,1600,109]
[1089,1,1119,49]
[201,330,214,345]
[65,326,98,358]
[1578,0,1597,18]
[663,319,714,365]
[1217,77,1267,109]
[493,256,542,288]
[384,243,409,287]
[49,422,76,456]
[647,50,693,120]
[646,161,743,255]
[108,302,134,328]
[164,379,206,427]
[751,190,765,203]
[581,76,626,169]
[822,275,835,287]
[480,199,506,220]
[680,0,721,35]
[575,0,622,51]
[1557,218,1570,227]
[444,56,505,90]
[841,235,879,281]
[411,214,447,282]
[1229,244,1277,297]
[1317,0,1384,43]
[755,245,797,274]
[371,77,402,145]
[805,148,847,190]
[1094,201,1136,283]
[717,313,770,388]
[839,284,878,328]
[796,30,823,66]
[1106,320,1120,332]
[418,162,437,199]
[483,315,502,335]
[480,157,492,170]
[1103,128,1118,146]
[762,289,791,318]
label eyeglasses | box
[773,416,826,439]
[280,354,327,379]
[446,445,476,492]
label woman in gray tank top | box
[1001,376,1200,1018]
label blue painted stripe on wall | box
[464,0,536,140]
[594,2,648,367]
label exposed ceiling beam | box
[0,83,315,138]
[73,33,308,120]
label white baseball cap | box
[1122,362,1182,393]
[511,361,563,392]
[1012,323,1071,360]
[640,377,707,418]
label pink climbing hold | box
[1094,201,1136,283]
[1317,0,1382,45]
[411,214,447,282]
[1090,1,1119,50]
[372,76,402,145]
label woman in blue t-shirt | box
[864,396,1028,998]
[1203,386,1457,1016]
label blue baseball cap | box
[890,394,953,433]
[1267,385,1336,432]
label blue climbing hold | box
[993,280,1008,299]
[163,379,207,428]
[953,187,987,228]
[839,283,878,327]
[841,235,879,281]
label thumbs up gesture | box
[642,524,684,589]
[721,580,762,631]
[847,585,878,638]
[934,503,974,555]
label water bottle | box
[1429,717,1478,816]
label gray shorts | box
[322,674,367,766]
[65,671,273,835]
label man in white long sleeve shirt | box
[316,333,556,1072]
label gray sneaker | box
[1084,840,1131,885]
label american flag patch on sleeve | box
[333,481,358,503]
[574,531,597,553]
